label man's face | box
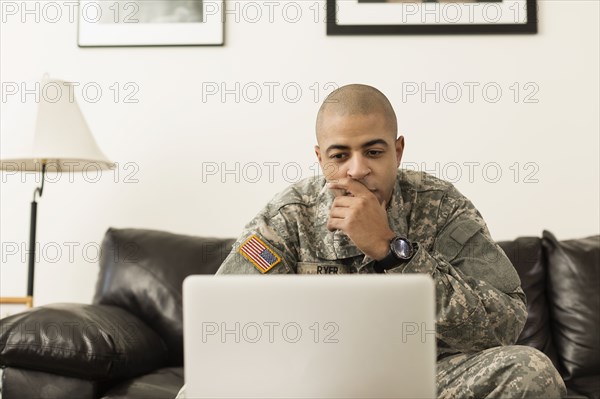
[315,111,404,206]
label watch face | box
[391,237,412,259]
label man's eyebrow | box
[325,144,350,153]
[325,139,389,154]
[362,139,389,148]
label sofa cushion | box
[543,231,600,399]
[0,304,168,380]
[101,366,183,399]
[0,367,106,399]
[497,237,559,367]
[93,228,236,366]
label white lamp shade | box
[0,77,114,172]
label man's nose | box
[346,156,370,180]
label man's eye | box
[367,150,383,157]
[330,153,347,160]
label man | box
[179,84,566,398]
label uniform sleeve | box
[216,205,299,275]
[386,191,527,353]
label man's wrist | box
[373,231,397,260]
[374,237,417,273]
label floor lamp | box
[0,76,114,307]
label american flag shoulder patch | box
[239,235,282,273]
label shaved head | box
[316,84,397,142]
[313,84,404,206]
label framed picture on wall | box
[78,0,224,47]
[327,0,537,34]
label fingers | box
[328,206,348,219]
[330,188,348,198]
[331,196,353,207]
[327,178,371,197]
[327,203,349,232]
[327,216,344,232]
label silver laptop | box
[183,274,436,399]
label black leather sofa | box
[1,228,598,399]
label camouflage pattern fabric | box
[218,170,526,352]
[206,169,566,398]
[437,345,565,398]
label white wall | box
[1,0,598,306]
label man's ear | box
[395,136,405,167]
[314,145,322,164]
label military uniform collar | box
[313,180,361,260]
[387,172,411,239]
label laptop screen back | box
[183,274,436,398]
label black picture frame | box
[327,0,537,35]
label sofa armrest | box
[0,303,168,380]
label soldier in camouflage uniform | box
[177,84,565,398]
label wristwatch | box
[374,236,415,273]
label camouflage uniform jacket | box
[217,169,528,357]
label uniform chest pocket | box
[297,262,352,274]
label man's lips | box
[323,181,378,197]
